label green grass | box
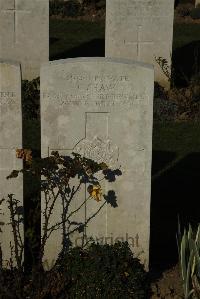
[152,122,200,180]
[173,23,200,50]
[153,122,200,154]
[50,18,105,60]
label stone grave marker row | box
[0,57,154,271]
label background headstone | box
[0,61,23,267]
[0,0,49,80]
[195,0,200,7]
[41,57,154,269]
[106,0,174,88]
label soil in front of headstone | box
[150,264,184,299]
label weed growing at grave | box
[155,55,175,88]
[154,55,200,121]
[6,150,122,270]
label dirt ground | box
[150,264,184,299]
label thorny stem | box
[66,201,107,240]
[46,195,91,238]
[43,181,83,248]
[8,195,23,270]
[40,187,60,261]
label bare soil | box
[150,264,184,299]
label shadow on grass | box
[172,40,200,87]
[151,151,177,176]
[50,38,105,60]
[50,37,60,45]
[150,151,200,275]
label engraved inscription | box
[54,73,129,83]
[119,0,173,18]
[42,91,146,107]
[0,91,16,97]
[42,72,148,107]
[0,91,16,106]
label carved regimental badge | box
[73,136,119,169]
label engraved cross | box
[1,0,31,43]
[125,25,154,60]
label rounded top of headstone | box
[42,57,154,71]
[0,59,20,68]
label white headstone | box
[0,0,49,80]
[106,0,174,88]
[195,0,200,7]
[41,57,154,270]
[0,61,23,268]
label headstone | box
[106,0,174,88]
[0,0,49,80]
[41,57,154,270]
[0,61,23,267]
[195,0,200,7]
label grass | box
[173,23,200,50]
[152,121,200,182]
[153,122,200,160]
[50,18,105,60]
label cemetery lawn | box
[173,23,200,49]
[50,18,105,60]
[152,121,200,179]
